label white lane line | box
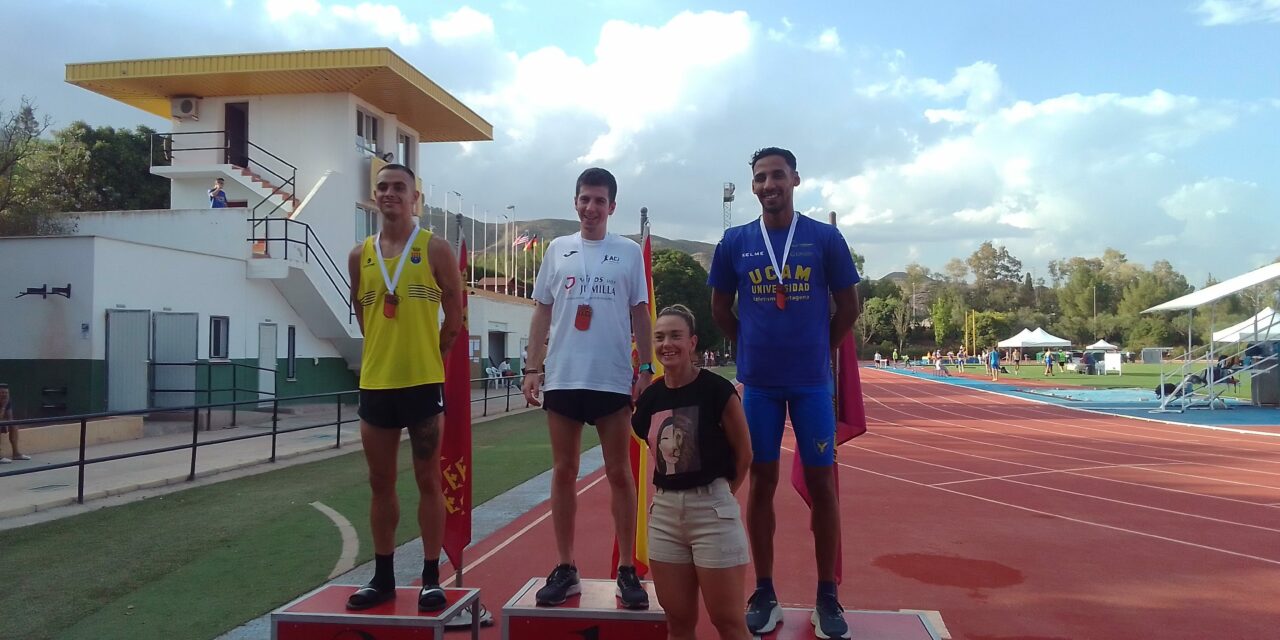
[441,474,610,587]
[793,445,1280,567]
[311,501,359,579]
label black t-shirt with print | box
[631,369,739,491]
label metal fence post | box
[483,378,489,418]
[188,405,199,481]
[270,398,279,462]
[335,393,342,449]
[77,418,88,504]
[231,366,238,427]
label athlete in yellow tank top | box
[357,228,445,388]
[344,163,464,613]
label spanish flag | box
[441,239,472,572]
[789,330,866,583]
[612,221,661,578]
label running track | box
[442,367,1280,639]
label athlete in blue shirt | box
[708,147,861,639]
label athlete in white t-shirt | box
[521,167,653,610]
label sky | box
[3,0,1278,281]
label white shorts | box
[647,478,750,569]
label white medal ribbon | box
[374,226,421,298]
[578,233,600,306]
[758,212,798,292]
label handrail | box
[248,216,354,324]
[148,131,298,223]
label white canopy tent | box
[997,328,1034,348]
[1236,318,1280,342]
[1026,328,1071,347]
[1086,339,1120,351]
[1144,262,1280,313]
[1212,307,1276,343]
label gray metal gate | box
[106,309,151,412]
[258,323,277,399]
[152,312,198,408]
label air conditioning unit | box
[170,97,200,120]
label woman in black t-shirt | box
[632,305,753,640]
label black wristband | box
[522,368,540,375]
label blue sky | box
[3,0,1278,281]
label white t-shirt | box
[532,232,648,395]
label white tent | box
[1026,328,1071,347]
[1212,307,1276,343]
[997,328,1034,348]
[1236,317,1280,342]
[1086,339,1119,351]
[1144,262,1280,313]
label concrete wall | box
[91,237,340,361]
[73,209,248,260]
[0,236,97,360]
[468,292,535,371]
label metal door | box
[258,323,277,399]
[106,310,150,412]
[152,312,198,408]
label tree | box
[943,258,968,284]
[651,249,721,350]
[1018,272,1036,308]
[890,296,911,349]
[931,290,957,346]
[58,122,169,211]
[903,262,931,321]
[966,241,1023,311]
[856,297,897,346]
[0,97,52,234]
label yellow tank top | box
[358,230,445,389]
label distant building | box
[1,48,530,417]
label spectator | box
[0,384,30,463]
[209,178,229,208]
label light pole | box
[448,190,462,244]
[504,203,514,293]
[470,204,477,286]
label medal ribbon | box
[374,226,421,299]
[758,212,798,303]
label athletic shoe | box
[418,584,447,612]
[346,582,396,610]
[0,458,10,464]
[745,588,783,634]
[14,454,30,461]
[811,593,849,639]
[535,564,581,606]
[615,565,649,609]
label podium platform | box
[501,577,666,640]
[757,607,941,640]
[271,585,480,640]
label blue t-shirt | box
[989,351,1000,365]
[209,188,228,208]
[707,214,859,387]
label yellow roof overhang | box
[65,48,491,143]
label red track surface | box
[443,368,1280,639]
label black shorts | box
[358,383,444,429]
[543,389,631,426]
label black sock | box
[817,580,838,601]
[422,558,440,586]
[756,577,775,594]
[373,553,394,589]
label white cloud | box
[767,17,793,42]
[1195,0,1280,25]
[332,3,421,45]
[429,6,495,44]
[464,10,753,164]
[807,27,843,54]
[265,0,421,44]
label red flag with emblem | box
[789,332,866,583]
[442,239,472,572]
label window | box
[355,205,380,241]
[356,108,380,153]
[210,316,230,360]
[397,130,413,166]
[286,326,297,381]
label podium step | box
[272,585,480,639]
[502,577,666,640]
[758,607,942,639]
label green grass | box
[963,362,1252,399]
[0,410,597,640]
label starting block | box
[501,577,666,640]
[271,585,480,640]
[757,608,942,640]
